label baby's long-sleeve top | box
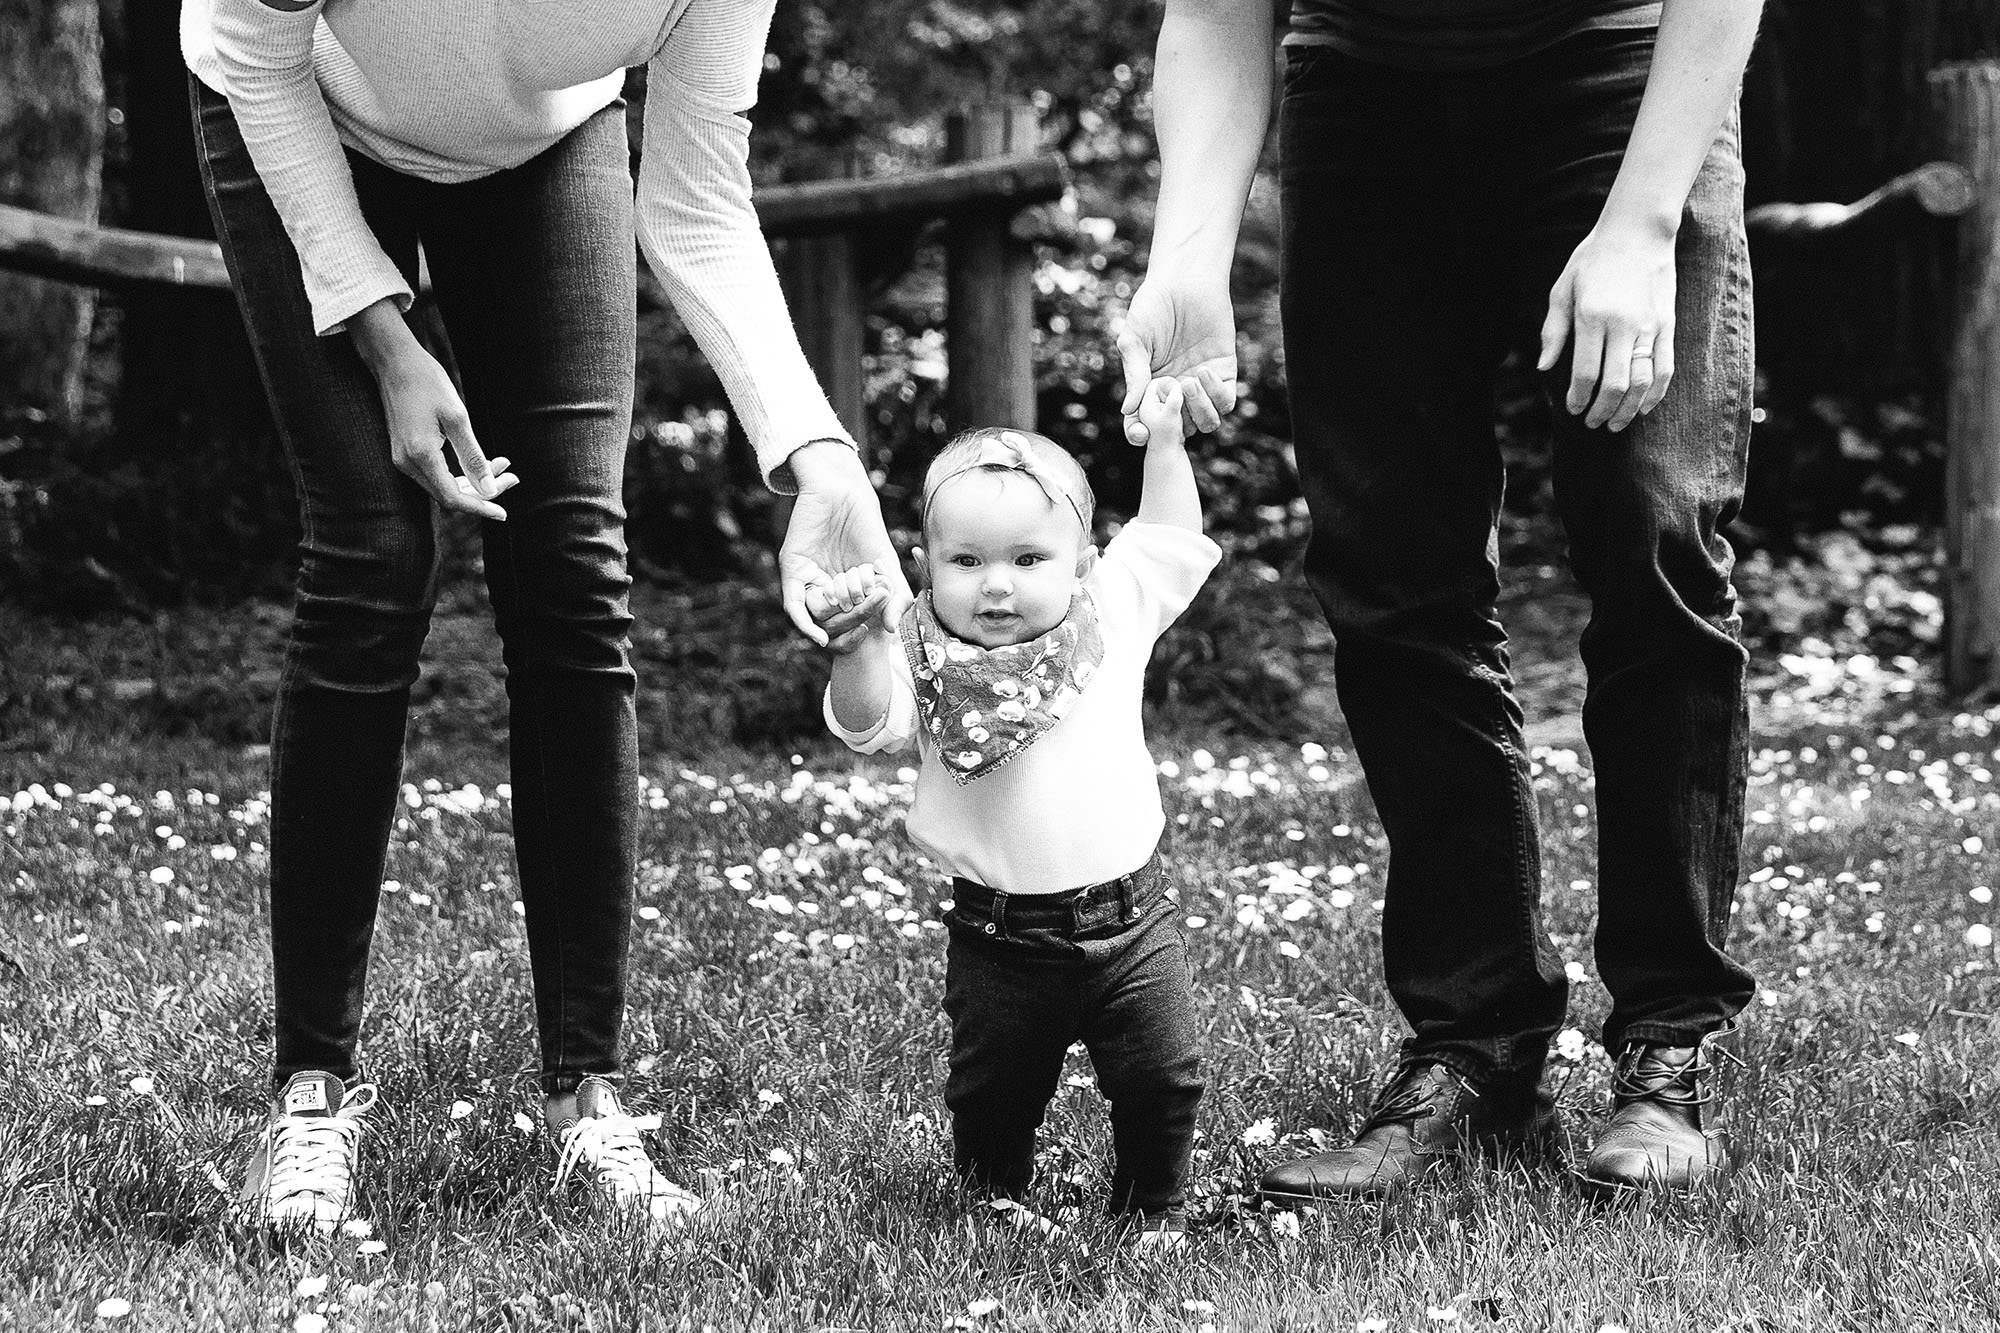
[828,522,1222,894]
[181,0,850,489]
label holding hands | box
[802,561,891,654]
[1116,279,1237,447]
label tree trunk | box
[0,0,102,425]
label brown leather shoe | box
[1582,1042,1732,1195]
[1258,1060,1556,1205]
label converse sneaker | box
[240,1071,378,1233]
[548,1077,702,1226]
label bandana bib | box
[900,591,1105,783]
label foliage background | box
[0,0,1996,730]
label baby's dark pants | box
[941,852,1203,1219]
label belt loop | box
[991,890,1008,939]
[1118,870,1137,924]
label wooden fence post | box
[945,101,1039,433]
[1931,62,2000,696]
[775,156,867,444]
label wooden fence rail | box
[0,113,1066,445]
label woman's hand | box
[780,441,910,648]
[349,300,517,519]
[1537,222,1678,433]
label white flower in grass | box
[340,1218,372,1238]
[967,1297,1002,1318]
[1974,886,1994,904]
[637,905,660,921]
[94,1297,131,1320]
[1894,1032,1922,1047]
[1356,1321,1388,1333]
[128,1076,154,1096]
[1427,1305,1461,1323]
[1555,1028,1589,1063]
[356,1240,388,1257]
[424,1282,448,1302]
[1564,960,1589,984]
[1968,924,1994,948]
[84,1095,108,1107]
[345,1283,371,1304]
[1182,1300,1216,1315]
[513,1110,536,1135]
[295,1276,327,1298]
[149,867,173,885]
[1269,1211,1302,1241]
[450,1100,474,1120]
[1597,1325,1630,1333]
[1278,941,1302,959]
[767,1147,797,1168]
[1241,1118,1278,1148]
[757,1089,785,1110]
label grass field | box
[4,684,2000,1331]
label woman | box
[183,0,899,1230]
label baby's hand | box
[803,562,889,652]
[1134,377,1187,450]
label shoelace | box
[1611,1048,1716,1109]
[265,1087,376,1208]
[553,1110,697,1211]
[1361,1062,1477,1132]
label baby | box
[809,379,1219,1243]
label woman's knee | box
[291,517,438,689]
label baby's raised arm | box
[808,564,903,737]
[1133,379,1204,532]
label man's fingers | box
[1195,364,1236,417]
[1636,326,1676,417]
[1566,318,1605,417]
[1116,330,1151,418]
[1179,374,1222,434]
[1538,273,1574,372]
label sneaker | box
[240,1071,378,1234]
[1257,1059,1555,1204]
[1124,1209,1189,1252]
[1581,1041,1732,1195]
[548,1076,702,1226]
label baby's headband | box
[921,431,1088,534]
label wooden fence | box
[0,99,1065,445]
[6,78,2000,695]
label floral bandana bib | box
[899,590,1105,784]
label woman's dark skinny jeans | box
[1278,29,1759,1081]
[193,80,639,1098]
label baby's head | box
[917,429,1097,648]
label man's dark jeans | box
[942,854,1203,1218]
[192,81,639,1097]
[1278,30,1758,1079]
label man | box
[1120,0,1763,1196]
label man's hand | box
[1538,223,1679,434]
[1116,278,1238,445]
[779,441,910,647]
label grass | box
[4,694,1999,1333]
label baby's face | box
[923,473,1087,649]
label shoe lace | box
[266,1085,375,1204]
[553,1109,673,1199]
[1361,1062,1474,1132]
[1611,1046,1715,1109]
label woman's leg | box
[416,104,639,1097]
[191,77,435,1091]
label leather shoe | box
[1258,1059,1556,1205]
[1582,1041,1731,1195]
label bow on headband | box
[921,431,1089,534]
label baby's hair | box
[919,428,1095,541]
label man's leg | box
[1521,29,1758,1189]
[1260,46,1566,1202]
